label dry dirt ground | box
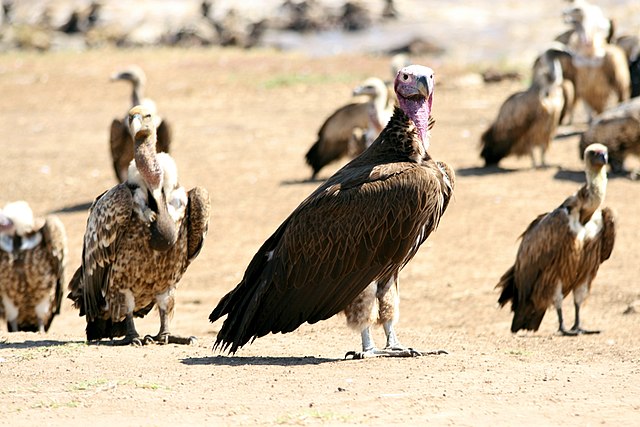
[0,47,639,426]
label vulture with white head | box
[69,105,210,345]
[210,65,454,358]
[497,143,615,335]
[110,66,172,182]
[351,77,393,149]
[480,55,565,168]
[0,201,66,332]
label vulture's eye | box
[144,114,151,119]
[402,73,409,81]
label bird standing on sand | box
[0,201,66,333]
[497,143,615,335]
[69,105,209,346]
[210,65,454,358]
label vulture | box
[68,105,210,345]
[480,55,565,168]
[0,201,66,332]
[562,0,630,118]
[304,96,370,180]
[533,44,578,125]
[579,97,640,176]
[210,65,454,358]
[351,76,393,149]
[497,143,615,335]
[110,66,172,182]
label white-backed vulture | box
[351,77,393,149]
[480,56,565,168]
[110,66,172,182]
[497,143,615,335]
[579,97,640,175]
[562,0,630,118]
[210,65,454,358]
[0,201,66,332]
[304,99,370,180]
[69,105,210,345]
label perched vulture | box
[480,56,564,168]
[497,143,615,335]
[210,65,454,358]
[304,98,370,180]
[614,34,640,98]
[69,105,210,345]
[110,66,172,182]
[562,0,630,118]
[0,201,66,332]
[579,97,640,175]
[351,77,393,149]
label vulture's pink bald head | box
[394,65,434,145]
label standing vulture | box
[497,143,615,335]
[352,77,393,149]
[110,66,172,182]
[579,97,640,176]
[210,65,454,357]
[0,201,66,332]
[68,105,210,345]
[480,55,565,168]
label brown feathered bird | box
[69,105,210,345]
[110,66,172,182]
[210,65,454,358]
[533,44,578,125]
[579,97,640,176]
[497,143,615,335]
[480,55,565,168]
[0,201,66,332]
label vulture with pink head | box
[210,65,454,358]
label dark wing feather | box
[110,118,132,182]
[156,119,172,154]
[210,160,453,353]
[186,186,210,263]
[71,184,133,320]
[41,215,67,316]
[598,207,616,262]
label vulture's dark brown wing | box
[68,184,133,320]
[186,186,210,263]
[210,159,453,353]
[156,119,172,154]
[598,207,616,262]
[109,119,132,182]
[41,215,67,317]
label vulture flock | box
[0,0,637,360]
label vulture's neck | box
[134,133,162,190]
[397,94,431,152]
[131,82,144,107]
[580,165,607,223]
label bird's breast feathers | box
[567,207,603,242]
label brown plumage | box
[480,55,565,168]
[0,202,66,332]
[69,105,209,345]
[497,143,615,335]
[210,65,454,357]
[110,66,172,182]
[579,97,640,175]
[533,44,578,125]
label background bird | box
[110,65,172,182]
[480,55,565,168]
[69,105,209,346]
[579,97,640,176]
[0,201,66,333]
[210,65,454,358]
[496,143,615,335]
[351,76,394,149]
[533,44,577,125]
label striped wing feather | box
[41,215,67,316]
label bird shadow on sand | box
[455,165,520,177]
[50,200,94,214]
[280,177,326,186]
[0,339,85,349]
[181,355,337,367]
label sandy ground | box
[0,47,639,426]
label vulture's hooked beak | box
[590,150,608,167]
[130,113,144,138]
[417,74,433,99]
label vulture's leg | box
[7,318,17,333]
[144,290,196,345]
[37,318,45,334]
[568,283,600,335]
[555,284,574,336]
[112,313,143,346]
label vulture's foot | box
[559,327,600,336]
[344,347,447,359]
[111,334,143,346]
[143,333,197,345]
